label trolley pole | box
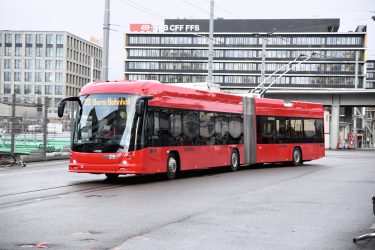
[102,0,110,81]
[10,93,16,155]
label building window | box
[45,72,53,82]
[25,47,33,57]
[14,72,22,82]
[55,72,63,83]
[35,60,43,70]
[55,85,63,95]
[4,59,12,69]
[35,85,42,94]
[14,59,22,69]
[36,34,43,44]
[24,72,32,82]
[56,34,63,44]
[14,84,21,94]
[45,60,53,70]
[15,34,22,44]
[46,34,53,44]
[46,47,53,57]
[5,47,12,56]
[56,47,64,57]
[24,84,32,94]
[36,47,43,57]
[4,72,12,81]
[45,85,52,95]
[55,60,63,70]
[15,47,22,56]
[4,84,12,94]
[25,34,33,44]
[35,72,43,82]
[5,34,12,43]
[25,59,32,69]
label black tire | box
[105,173,119,180]
[230,149,240,171]
[167,153,178,180]
[0,154,16,167]
[292,148,302,166]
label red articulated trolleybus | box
[58,80,325,180]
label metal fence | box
[0,94,71,161]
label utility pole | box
[353,50,359,146]
[207,0,214,85]
[102,0,110,80]
[10,93,16,155]
[43,97,48,158]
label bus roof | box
[79,80,323,116]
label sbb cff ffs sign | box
[130,24,153,32]
[163,25,200,32]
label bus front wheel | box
[230,149,240,171]
[167,153,178,180]
[292,148,302,166]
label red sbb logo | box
[130,24,153,32]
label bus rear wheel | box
[167,153,178,180]
[230,149,240,171]
[292,148,302,166]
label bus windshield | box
[72,94,139,153]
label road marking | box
[0,167,67,177]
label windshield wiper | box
[107,141,124,149]
[94,137,124,149]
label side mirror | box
[57,97,82,118]
[57,100,66,118]
[136,100,145,116]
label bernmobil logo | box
[130,24,153,32]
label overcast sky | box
[1,0,374,80]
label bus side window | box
[276,117,290,143]
[182,111,199,146]
[303,119,316,143]
[228,114,243,144]
[170,110,182,146]
[145,110,160,147]
[200,112,215,145]
[259,116,276,144]
[315,119,324,143]
[290,118,303,143]
[215,114,229,145]
[159,109,172,146]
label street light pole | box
[207,0,214,86]
[102,0,110,81]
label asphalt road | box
[0,150,374,250]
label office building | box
[0,30,102,115]
[124,19,368,92]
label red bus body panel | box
[254,98,325,163]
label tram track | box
[0,171,168,211]
[0,180,124,211]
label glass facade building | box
[0,31,102,114]
[124,19,368,91]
